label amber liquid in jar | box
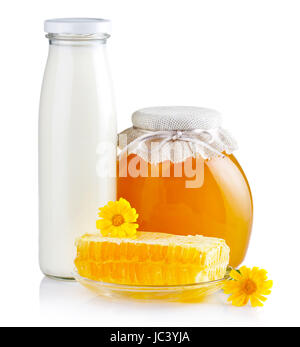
[117,153,253,268]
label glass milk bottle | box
[39,19,117,280]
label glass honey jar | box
[117,107,253,267]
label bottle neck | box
[47,33,109,47]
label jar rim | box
[46,33,110,42]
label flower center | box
[242,279,257,295]
[112,214,125,227]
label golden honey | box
[117,153,253,268]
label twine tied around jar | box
[118,128,224,159]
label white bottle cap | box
[44,18,111,35]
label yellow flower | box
[223,266,273,307]
[96,198,139,238]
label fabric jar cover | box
[118,106,238,164]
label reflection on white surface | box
[39,276,262,326]
[40,277,96,310]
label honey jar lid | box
[132,106,221,131]
[119,106,237,163]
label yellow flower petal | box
[262,280,273,290]
[230,294,249,307]
[100,229,109,237]
[239,266,250,278]
[251,268,268,282]
[119,198,131,207]
[96,219,112,230]
[250,296,264,307]
[98,205,115,220]
[223,282,241,294]
[256,294,268,302]
[227,291,243,302]
[123,209,139,223]
[230,269,242,281]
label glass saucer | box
[73,268,231,303]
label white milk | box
[39,20,116,279]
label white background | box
[0,0,299,327]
